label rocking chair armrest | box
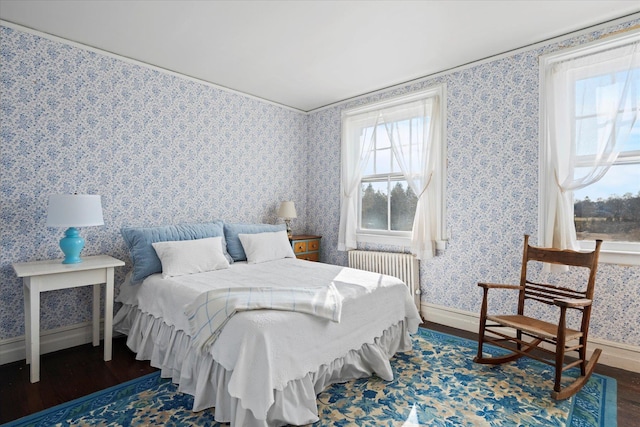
[554,298,592,308]
[477,282,523,290]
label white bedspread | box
[116,258,421,422]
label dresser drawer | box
[294,241,307,253]
[290,235,322,262]
[308,239,319,251]
[302,251,319,262]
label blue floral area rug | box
[316,329,616,426]
[5,328,616,427]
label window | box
[540,30,640,265]
[338,86,446,260]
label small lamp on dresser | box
[46,194,104,264]
[278,201,297,238]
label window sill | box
[356,233,411,248]
[578,241,640,266]
[597,250,640,267]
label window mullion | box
[387,176,391,232]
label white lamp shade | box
[46,194,104,227]
[277,201,297,219]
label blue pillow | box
[224,223,287,262]
[122,221,232,283]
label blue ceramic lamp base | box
[59,227,85,264]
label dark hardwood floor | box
[0,335,157,424]
[1,323,638,425]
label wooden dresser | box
[290,235,322,261]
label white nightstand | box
[12,255,125,383]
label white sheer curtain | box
[543,39,639,250]
[338,93,442,259]
[338,111,380,251]
[384,97,441,260]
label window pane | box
[575,116,600,157]
[390,180,417,231]
[391,150,401,173]
[361,181,388,230]
[575,70,640,155]
[574,164,640,242]
[360,127,375,176]
[575,74,612,117]
[622,118,640,152]
[376,124,390,149]
[363,153,375,176]
[374,147,392,174]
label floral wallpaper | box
[306,19,640,346]
[1,16,639,352]
[0,26,307,340]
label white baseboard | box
[4,306,638,373]
[421,302,640,373]
[0,321,103,366]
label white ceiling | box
[1,1,639,112]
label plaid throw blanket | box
[185,284,343,353]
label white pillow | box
[152,236,230,278]
[238,230,296,264]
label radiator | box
[348,250,421,313]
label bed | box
[113,221,422,427]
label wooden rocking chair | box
[474,235,603,400]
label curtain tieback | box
[417,172,433,198]
[554,169,566,193]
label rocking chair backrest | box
[517,235,602,313]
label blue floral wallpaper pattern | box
[1,17,639,350]
[0,25,307,339]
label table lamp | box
[277,201,297,238]
[46,194,104,264]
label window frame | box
[539,30,640,266]
[343,86,447,248]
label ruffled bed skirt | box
[113,304,414,427]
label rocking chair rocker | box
[474,235,603,400]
